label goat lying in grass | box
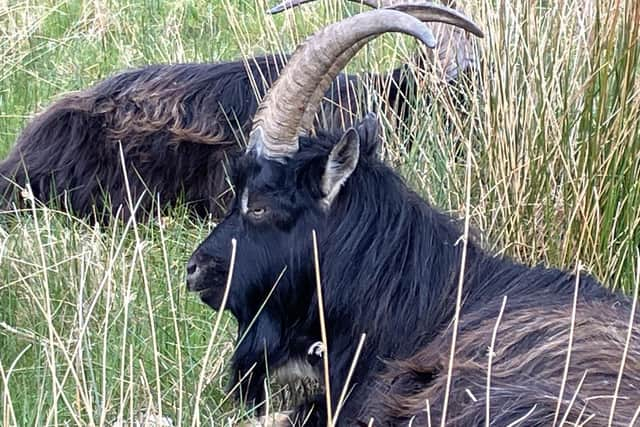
[185,6,639,427]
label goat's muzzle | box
[185,256,204,292]
[185,252,229,309]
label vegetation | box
[1,0,638,424]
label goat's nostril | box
[186,260,198,276]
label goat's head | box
[186,7,482,327]
[186,114,381,319]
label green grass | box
[1,0,639,425]
[0,207,239,425]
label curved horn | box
[266,2,483,136]
[296,5,483,130]
[249,9,436,159]
[385,4,483,37]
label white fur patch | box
[238,411,292,427]
[273,358,320,385]
[241,187,249,214]
[307,341,324,358]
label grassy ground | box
[1,0,639,425]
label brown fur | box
[363,299,640,426]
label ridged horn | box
[249,9,437,159]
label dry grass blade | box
[485,295,507,426]
[552,265,582,427]
[332,333,366,425]
[118,142,163,422]
[312,229,333,425]
[440,94,474,427]
[607,252,640,426]
[192,238,237,427]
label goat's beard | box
[198,285,227,310]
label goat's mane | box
[306,142,620,369]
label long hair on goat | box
[292,127,621,423]
[364,297,639,426]
[0,56,289,220]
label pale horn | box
[249,9,438,159]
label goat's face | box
[186,114,381,321]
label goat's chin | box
[198,287,227,311]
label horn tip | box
[467,24,485,38]
[421,28,437,49]
[267,4,285,14]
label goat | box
[0,1,471,221]
[185,6,639,426]
[0,56,341,220]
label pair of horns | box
[249,2,483,160]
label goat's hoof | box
[239,411,292,427]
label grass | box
[1,0,639,425]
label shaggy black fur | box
[186,114,635,425]
[0,55,415,221]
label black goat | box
[185,7,639,427]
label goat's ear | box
[320,127,360,208]
[356,113,381,158]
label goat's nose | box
[185,258,202,291]
[186,259,198,276]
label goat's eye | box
[247,207,268,220]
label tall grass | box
[0,0,639,425]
